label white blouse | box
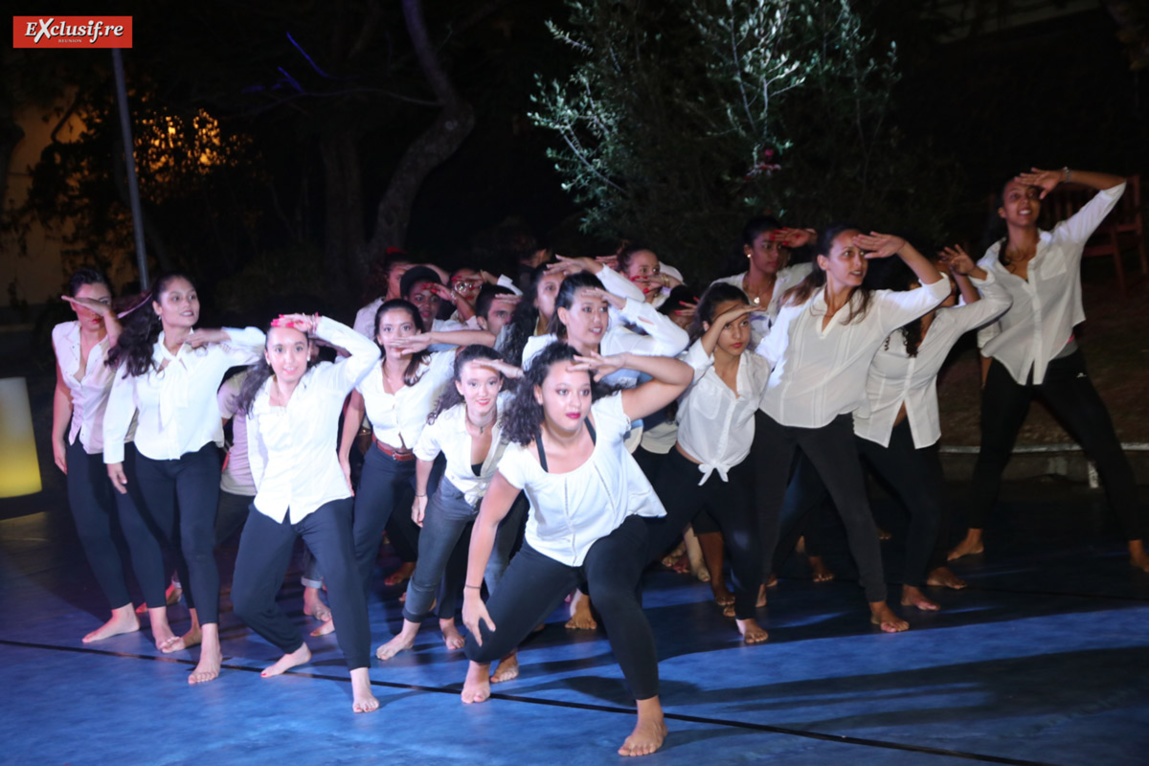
[677,339,771,484]
[711,262,814,348]
[103,327,266,464]
[976,182,1125,385]
[356,350,456,449]
[854,274,1012,449]
[412,392,513,507]
[52,321,116,454]
[247,318,380,524]
[495,394,665,567]
[757,279,950,429]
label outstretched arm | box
[1015,167,1124,198]
[462,472,519,645]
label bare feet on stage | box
[869,601,909,633]
[565,590,597,630]
[619,697,667,757]
[736,618,769,644]
[351,667,379,713]
[384,561,416,587]
[376,621,418,660]
[1128,540,1149,573]
[927,566,967,590]
[461,661,492,704]
[711,583,735,607]
[262,643,311,677]
[810,555,835,583]
[165,608,202,653]
[310,618,336,637]
[82,603,139,643]
[948,529,984,561]
[440,619,466,650]
[490,651,519,684]
[188,623,222,685]
[136,582,182,614]
[900,585,939,611]
[302,586,332,622]
[148,606,178,651]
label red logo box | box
[13,16,132,48]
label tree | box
[531,0,959,280]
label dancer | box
[104,273,265,683]
[460,343,692,757]
[375,346,521,661]
[230,313,380,712]
[753,228,948,632]
[948,168,1149,569]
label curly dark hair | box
[547,271,605,340]
[373,299,433,386]
[781,223,874,326]
[687,282,750,345]
[427,344,514,423]
[502,342,610,446]
[106,272,194,377]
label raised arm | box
[1015,167,1125,198]
[572,351,692,422]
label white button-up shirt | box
[357,350,456,449]
[711,262,814,348]
[757,279,950,428]
[52,321,116,453]
[103,327,266,464]
[246,318,379,524]
[854,275,1011,448]
[496,394,665,567]
[677,339,771,484]
[976,182,1125,385]
[412,392,512,507]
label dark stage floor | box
[2,478,1149,765]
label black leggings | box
[969,354,1144,539]
[646,450,761,618]
[109,444,168,608]
[232,499,370,669]
[753,412,888,603]
[133,443,222,623]
[464,515,659,701]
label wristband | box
[464,584,481,590]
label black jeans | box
[969,353,1143,539]
[351,447,416,595]
[464,515,659,701]
[232,499,370,670]
[753,412,888,603]
[133,443,222,622]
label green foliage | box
[532,0,960,281]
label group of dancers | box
[51,166,1146,756]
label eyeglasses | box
[452,279,480,291]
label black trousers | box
[753,412,888,603]
[969,353,1143,539]
[646,450,762,618]
[232,499,370,670]
[464,515,659,701]
[108,444,168,608]
[133,443,222,622]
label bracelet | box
[464,584,481,590]
[1063,166,1072,183]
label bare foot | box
[461,661,492,704]
[302,587,332,623]
[166,624,202,653]
[376,620,419,660]
[310,616,335,637]
[869,602,909,633]
[900,585,940,611]
[927,566,967,590]
[756,583,769,608]
[810,556,835,583]
[148,606,178,650]
[351,667,379,713]
[261,643,311,677]
[948,529,984,561]
[1128,540,1149,573]
[736,618,769,644]
[565,590,597,630]
[83,604,140,643]
[384,561,416,587]
[795,535,806,554]
[136,582,182,615]
[188,625,222,685]
[619,698,667,757]
[490,651,519,684]
[765,573,778,588]
[440,619,466,650]
[683,529,708,581]
[710,582,735,607]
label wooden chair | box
[1038,174,1147,297]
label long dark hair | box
[428,345,512,424]
[67,268,111,297]
[501,263,551,367]
[548,271,605,340]
[688,282,750,344]
[374,299,432,386]
[502,342,608,446]
[984,178,1019,268]
[233,322,319,416]
[106,272,194,377]
[868,256,925,357]
[782,223,874,326]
